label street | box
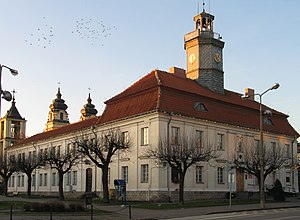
[167,207,300,220]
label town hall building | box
[2,9,299,201]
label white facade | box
[7,112,298,200]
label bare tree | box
[15,151,44,197]
[74,128,131,203]
[43,145,81,200]
[233,141,290,192]
[149,134,218,204]
[0,154,17,196]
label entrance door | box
[236,168,244,192]
[86,168,92,192]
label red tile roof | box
[98,70,299,137]
[12,116,99,147]
[14,69,298,147]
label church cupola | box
[184,6,225,94]
[0,90,26,159]
[80,92,98,121]
[45,87,69,131]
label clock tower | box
[184,9,225,94]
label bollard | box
[10,205,12,220]
[50,206,53,220]
[129,204,132,219]
[91,204,93,220]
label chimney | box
[245,88,255,101]
[169,67,186,79]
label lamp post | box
[0,64,18,116]
[242,83,280,208]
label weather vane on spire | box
[12,89,16,102]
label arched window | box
[60,112,64,121]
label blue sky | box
[0,0,300,137]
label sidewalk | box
[0,195,299,220]
[94,197,300,219]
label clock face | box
[214,53,221,63]
[189,53,196,64]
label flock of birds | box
[25,17,117,48]
[25,17,54,49]
[72,18,117,46]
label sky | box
[0,0,300,137]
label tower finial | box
[12,89,16,103]
[203,0,205,12]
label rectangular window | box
[217,133,224,150]
[8,177,11,187]
[255,140,260,154]
[141,127,149,145]
[39,174,43,186]
[196,130,203,153]
[11,176,13,187]
[21,175,24,187]
[57,145,61,158]
[286,144,291,159]
[121,166,128,183]
[196,166,203,183]
[44,173,48,186]
[271,142,276,155]
[171,127,180,145]
[32,174,36,187]
[72,171,77,185]
[66,171,71,185]
[122,131,129,144]
[217,167,224,184]
[286,172,291,185]
[17,176,21,187]
[171,167,179,183]
[52,173,56,186]
[108,168,110,184]
[141,164,149,183]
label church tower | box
[80,92,98,121]
[45,87,69,131]
[184,7,225,94]
[0,91,26,160]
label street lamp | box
[242,83,280,208]
[0,64,19,115]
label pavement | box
[0,195,300,219]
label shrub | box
[270,179,285,201]
[69,203,85,211]
[24,201,66,212]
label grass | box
[0,201,30,210]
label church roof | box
[4,99,24,120]
[98,69,299,137]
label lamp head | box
[271,83,280,90]
[1,90,12,101]
[9,68,18,76]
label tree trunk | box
[27,175,32,197]
[58,172,64,200]
[179,171,186,204]
[4,177,9,196]
[101,166,109,203]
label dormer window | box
[264,118,273,125]
[194,102,208,112]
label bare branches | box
[234,141,290,183]
[149,133,218,204]
[73,127,132,203]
